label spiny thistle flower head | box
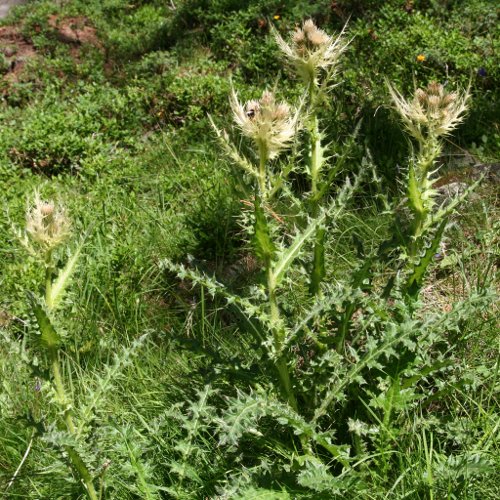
[230,89,299,160]
[275,19,349,86]
[26,192,71,252]
[388,80,470,141]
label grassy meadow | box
[0,1,499,498]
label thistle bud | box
[414,88,427,104]
[427,95,441,110]
[26,193,71,252]
[275,19,349,86]
[427,81,442,96]
[388,80,469,141]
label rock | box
[437,181,469,201]
[470,163,500,183]
[0,1,26,20]
[2,46,17,57]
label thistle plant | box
[276,20,349,296]
[174,79,361,421]
[161,20,496,497]
[226,89,301,410]
[21,193,97,500]
[387,81,470,262]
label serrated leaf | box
[272,216,323,287]
[28,292,61,350]
[168,460,203,483]
[253,195,276,260]
[296,455,340,493]
[422,176,482,233]
[406,217,448,296]
[309,227,326,295]
[47,245,82,310]
[235,487,291,500]
[407,162,425,215]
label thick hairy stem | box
[49,348,98,500]
[409,136,440,258]
[308,84,326,296]
[254,144,298,412]
[65,448,99,500]
[257,140,268,199]
[44,255,97,500]
[266,260,298,411]
[44,250,53,309]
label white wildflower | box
[26,192,71,252]
[230,89,300,160]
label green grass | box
[0,0,498,498]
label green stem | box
[44,251,97,500]
[50,349,76,433]
[409,138,439,259]
[308,83,326,297]
[309,83,321,200]
[266,258,298,411]
[335,302,355,353]
[49,348,98,500]
[45,250,53,309]
[257,140,268,199]
[254,144,298,412]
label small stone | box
[437,181,469,200]
[3,46,17,57]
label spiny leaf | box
[208,114,259,180]
[160,259,271,331]
[406,217,448,296]
[273,174,361,287]
[309,227,326,295]
[296,455,343,493]
[28,292,61,350]
[308,129,327,180]
[217,390,268,447]
[234,487,291,499]
[407,161,425,215]
[422,176,483,233]
[314,314,421,421]
[253,194,276,261]
[272,216,322,287]
[47,245,82,310]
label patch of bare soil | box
[1,16,103,91]
[47,15,100,47]
[0,25,35,84]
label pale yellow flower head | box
[388,81,470,141]
[230,89,300,160]
[26,192,71,252]
[275,19,349,86]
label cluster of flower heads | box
[26,192,71,252]
[230,89,300,160]
[274,19,349,86]
[226,20,352,163]
[388,81,469,141]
